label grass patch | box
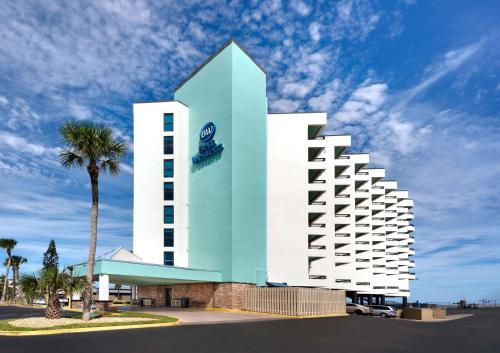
[0,311,178,332]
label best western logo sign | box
[192,122,224,164]
[200,122,216,142]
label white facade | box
[133,101,189,267]
[267,113,415,297]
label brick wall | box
[137,285,166,306]
[171,283,216,308]
[214,283,255,309]
[136,282,256,309]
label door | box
[165,288,172,306]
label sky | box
[0,0,499,303]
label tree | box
[114,283,122,301]
[20,267,85,319]
[43,240,58,269]
[59,122,127,321]
[6,255,27,300]
[1,238,17,302]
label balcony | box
[308,234,326,251]
[336,174,350,179]
[308,169,326,184]
[309,275,327,280]
[308,247,327,258]
[308,125,324,140]
[335,252,351,257]
[335,165,350,179]
[309,223,325,228]
[334,214,351,225]
[310,201,326,206]
[308,146,325,163]
[335,232,350,238]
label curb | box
[0,318,182,336]
[205,307,348,319]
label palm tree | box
[0,238,17,302]
[59,122,127,321]
[114,283,122,301]
[20,267,85,319]
[9,256,27,300]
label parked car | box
[33,298,46,305]
[346,303,373,315]
[368,305,397,318]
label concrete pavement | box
[127,306,284,324]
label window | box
[164,228,174,247]
[164,206,174,224]
[164,159,174,178]
[164,182,174,200]
[164,136,173,154]
[164,251,174,266]
[164,113,173,132]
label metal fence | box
[244,287,346,316]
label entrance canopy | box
[71,259,222,286]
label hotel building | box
[74,40,415,308]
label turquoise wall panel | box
[231,46,267,283]
[174,42,267,284]
[175,44,234,281]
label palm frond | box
[59,121,128,175]
[100,159,120,175]
[59,149,85,169]
[20,272,41,301]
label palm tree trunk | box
[46,293,62,319]
[12,267,16,301]
[83,164,99,321]
[1,258,11,302]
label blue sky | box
[0,0,499,302]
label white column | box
[98,275,109,301]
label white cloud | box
[0,95,8,105]
[308,90,337,111]
[291,1,311,16]
[337,0,353,20]
[309,22,321,42]
[330,0,381,41]
[1,97,41,130]
[397,41,482,109]
[308,79,341,111]
[332,82,387,124]
[269,98,301,112]
[68,101,92,120]
[0,130,58,157]
[282,81,314,98]
[121,163,133,175]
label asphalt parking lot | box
[1,307,499,353]
[0,305,78,320]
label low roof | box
[71,259,222,285]
[96,247,143,262]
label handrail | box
[310,201,326,205]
